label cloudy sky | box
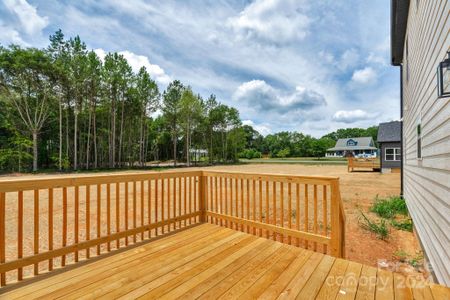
[0,0,400,137]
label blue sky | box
[0,0,400,137]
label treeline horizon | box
[0,30,379,173]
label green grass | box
[370,196,408,218]
[240,157,347,165]
[359,211,389,240]
[391,218,413,232]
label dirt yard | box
[0,164,424,282]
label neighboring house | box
[391,0,450,286]
[326,137,377,158]
[377,121,402,173]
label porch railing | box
[0,170,345,287]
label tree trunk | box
[32,131,38,172]
[86,103,92,170]
[173,131,177,167]
[118,98,125,168]
[93,100,98,169]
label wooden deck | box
[1,224,448,300]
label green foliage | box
[276,147,290,158]
[391,218,413,232]
[370,196,408,219]
[359,211,389,240]
[239,149,261,159]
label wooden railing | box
[203,171,345,258]
[347,157,380,172]
[0,170,345,287]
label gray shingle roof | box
[327,137,377,151]
[377,121,402,143]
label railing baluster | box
[189,176,192,225]
[178,177,182,228]
[272,181,276,241]
[86,185,90,259]
[240,179,244,232]
[280,182,284,242]
[235,178,238,230]
[97,184,101,254]
[259,180,262,237]
[173,178,176,230]
[140,181,144,240]
[48,188,54,270]
[34,189,39,274]
[224,178,228,228]
[161,178,165,234]
[148,180,152,238]
[246,179,250,233]
[194,176,197,223]
[314,185,318,251]
[323,185,328,254]
[185,177,189,226]
[154,179,158,236]
[167,178,171,231]
[125,182,129,245]
[0,192,6,286]
[116,182,120,248]
[74,186,79,262]
[133,181,137,243]
[62,187,67,266]
[252,179,256,235]
[265,181,269,239]
[219,177,223,227]
[18,191,23,280]
[288,182,292,245]
[214,177,218,225]
[296,183,300,247]
[304,184,309,249]
[107,183,111,251]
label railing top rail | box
[202,170,339,184]
[0,169,340,193]
[0,170,203,193]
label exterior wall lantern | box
[438,51,450,97]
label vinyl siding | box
[402,0,450,286]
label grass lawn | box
[240,157,347,165]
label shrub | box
[370,196,408,219]
[239,149,262,159]
[359,211,389,240]
[276,148,290,158]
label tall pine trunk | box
[32,131,38,172]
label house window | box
[385,148,401,161]
[347,139,358,147]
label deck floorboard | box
[1,223,449,299]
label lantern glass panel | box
[443,63,450,95]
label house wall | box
[380,142,401,169]
[402,0,450,285]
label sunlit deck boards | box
[1,223,448,299]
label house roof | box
[327,137,377,151]
[378,121,402,143]
[391,0,410,65]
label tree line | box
[0,30,378,172]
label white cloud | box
[332,109,379,123]
[94,49,172,85]
[242,120,272,136]
[3,0,48,36]
[351,67,377,84]
[338,49,360,71]
[228,0,310,44]
[233,80,326,114]
[0,22,28,45]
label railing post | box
[330,179,342,258]
[199,172,206,222]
